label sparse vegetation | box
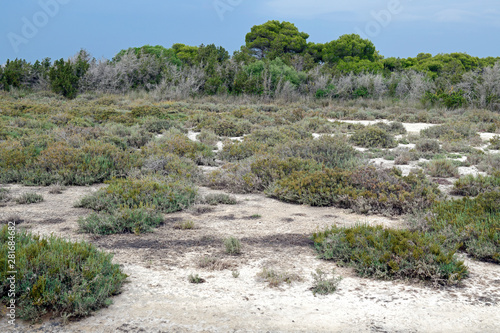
[310,269,342,296]
[257,267,303,287]
[0,226,127,322]
[224,237,242,255]
[15,192,44,205]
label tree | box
[49,59,79,98]
[245,20,309,60]
[323,34,378,64]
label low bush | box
[276,135,361,170]
[257,267,302,288]
[421,122,478,142]
[313,225,467,285]
[452,173,500,196]
[141,153,201,181]
[415,139,441,153]
[203,193,237,205]
[224,237,242,255]
[269,167,440,215]
[15,193,44,204]
[0,226,127,322]
[76,176,197,214]
[197,129,219,146]
[143,129,215,165]
[489,136,500,150]
[218,140,265,162]
[78,207,164,235]
[425,159,459,178]
[350,126,397,148]
[247,125,312,147]
[425,192,500,263]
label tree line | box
[1,20,500,109]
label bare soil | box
[1,184,500,333]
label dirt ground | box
[1,183,500,333]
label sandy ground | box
[1,120,500,332]
[1,185,500,333]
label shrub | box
[15,193,44,204]
[174,220,196,230]
[313,225,467,285]
[78,207,164,235]
[269,167,440,215]
[197,129,219,146]
[0,226,127,322]
[425,159,459,178]
[188,274,205,284]
[143,129,215,165]
[76,176,197,214]
[218,140,265,162]
[421,122,478,142]
[478,154,500,175]
[350,126,397,148]
[310,269,342,296]
[141,153,201,181]
[489,136,500,150]
[203,193,237,205]
[276,135,361,170]
[0,188,11,205]
[415,139,441,153]
[257,267,302,288]
[247,125,312,147]
[426,192,500,263]
[452,173,500,196]
[224,237,242,255]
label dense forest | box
[1,20,500,110]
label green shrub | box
[421,122,478,142]
[224,237,242,255]
[15,193,44,204]
[452,173,500,196]
[350,126,397,148]
[218,140,265,162]
[141,153,201,181]
[0,226,127,322]
[269,167,440,215]
[203,193,237,205]
[313,225,467,285]
[188,274,205,284]
[247,125,312,147]
[426,192,500,263]
[143,129,215,165]
[415,139,441,153]
[276,135,361,170]
[478,154,500,175]
[489,136,500,150]
[76,176,197,214]
[425,159,459,178]
[78,207,164,235]
[0,188,12,205]
[197,129,219,146]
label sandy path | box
[1,186,500,333]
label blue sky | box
[1,0,499,63]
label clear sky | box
[1,0,499,63]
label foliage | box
[224,237,242,255]
[15,193,44,205]
[269,167,440,215]
[310,269,342,296]
[203,193,237,205]
[0,226,127,321]
[425,192,500,263]
[350,126,397,148]
[257,267,303,288]
[452,173,500,196]
[425,159,459,178]
[313,225,467,285]
[78,207,164,235]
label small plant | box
[350,126,397,148]
[78,207,164,235]
[15,192,44,205]
[310,269,342,296]
[249,214,262,219]
[224,237,242,255]
[452,173,500,196]
[203,193,237,205]
[175,220,195,230]
[48,184,66,194]
[257,267,302,288]
[489,136,500,150]
[0,188,11,204]
[425,159,459,178]
[188,274,205,284]
[232,270,240,278]
[197,255,233,271]
[415,139,441,153]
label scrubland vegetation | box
[1,20,500,324]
